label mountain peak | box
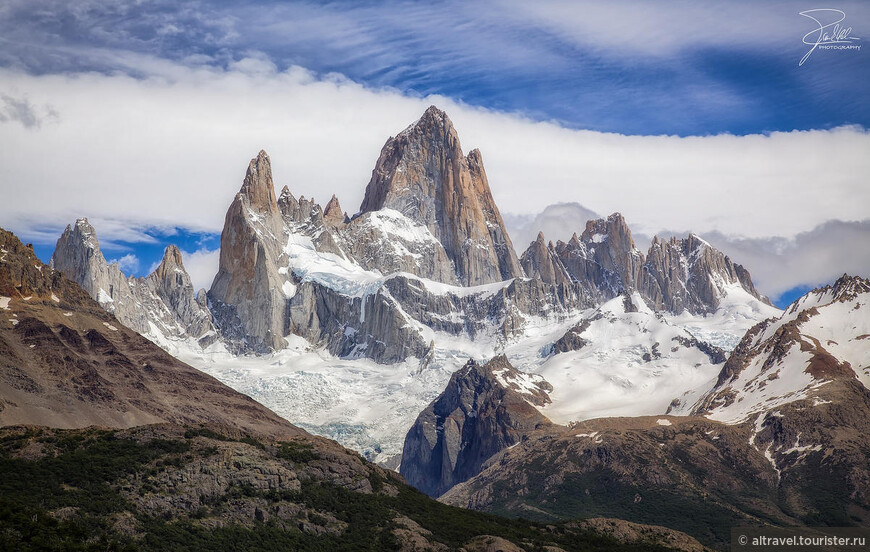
[153,245,185,280]
[323,194,344,222]
[240,150,278,214]
[357,107,523,286]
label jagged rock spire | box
[209,150,288,352]
[323,194,345,224]
[359,106,523,286]
[240,150,278,215]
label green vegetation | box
[0,427,676,551]
[277,440,320,464]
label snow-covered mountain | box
[50,106,788,465]
[431,278,870,541]
[679,274,870,422]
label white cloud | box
[0,58,867,267]
[496,0,870,58]
[107,252,139,273]
[695,221,870,300]
[180,247,221,293]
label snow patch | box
[0,296,10,310]
[51,292,60,303]
[281,280,297,299]
[656,419,672,426]
[102,322,118,331]
[97,288,114,304]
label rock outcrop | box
[520,232,572,287]
[358,106,523,286]
[146,245,217,345]
[209,150,289,352]
[400,356,552,497]
[50,219,216,347]
[642,234,766,313]
[521,214,769,315]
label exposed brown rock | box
[323,194,345,225]
[520,232,571,287]
[359,106,523,286]
[209,150,289,351]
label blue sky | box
[2,0,869,305]
[3,0,867,135]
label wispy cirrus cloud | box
[0,0,867,135]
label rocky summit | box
[209,150,290,352]
[50,218,216,348]
[359,106,524,286]
[401,356,553,497]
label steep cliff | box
[359,106,523,286]
[209,150,289,352]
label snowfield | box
[160,282,777,465]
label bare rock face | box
[520,232,571,287]
[209,151,289,352]
[400,356,552,497]
[145,245,217,346]
[643,234,768,314]
[552,213,644,300]
[520,213,769,315]
[323,194,346,225]
[359,106,523,286]
[50,219,215,346]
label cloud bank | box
[0,59,867,298]
[2,61,867,235]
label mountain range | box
[5,106,867,549]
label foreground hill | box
[0,227,298,439]
[433,279,870,549]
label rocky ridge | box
[681,274,870,422]
[50,218,217,348]
[400,356,553,497]
[524,214,770,316]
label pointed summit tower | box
[359,106,523,286]
[209,150,288,351]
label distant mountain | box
[522,213,770,315]
[505,202,600,255]
[51,218,217,349]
